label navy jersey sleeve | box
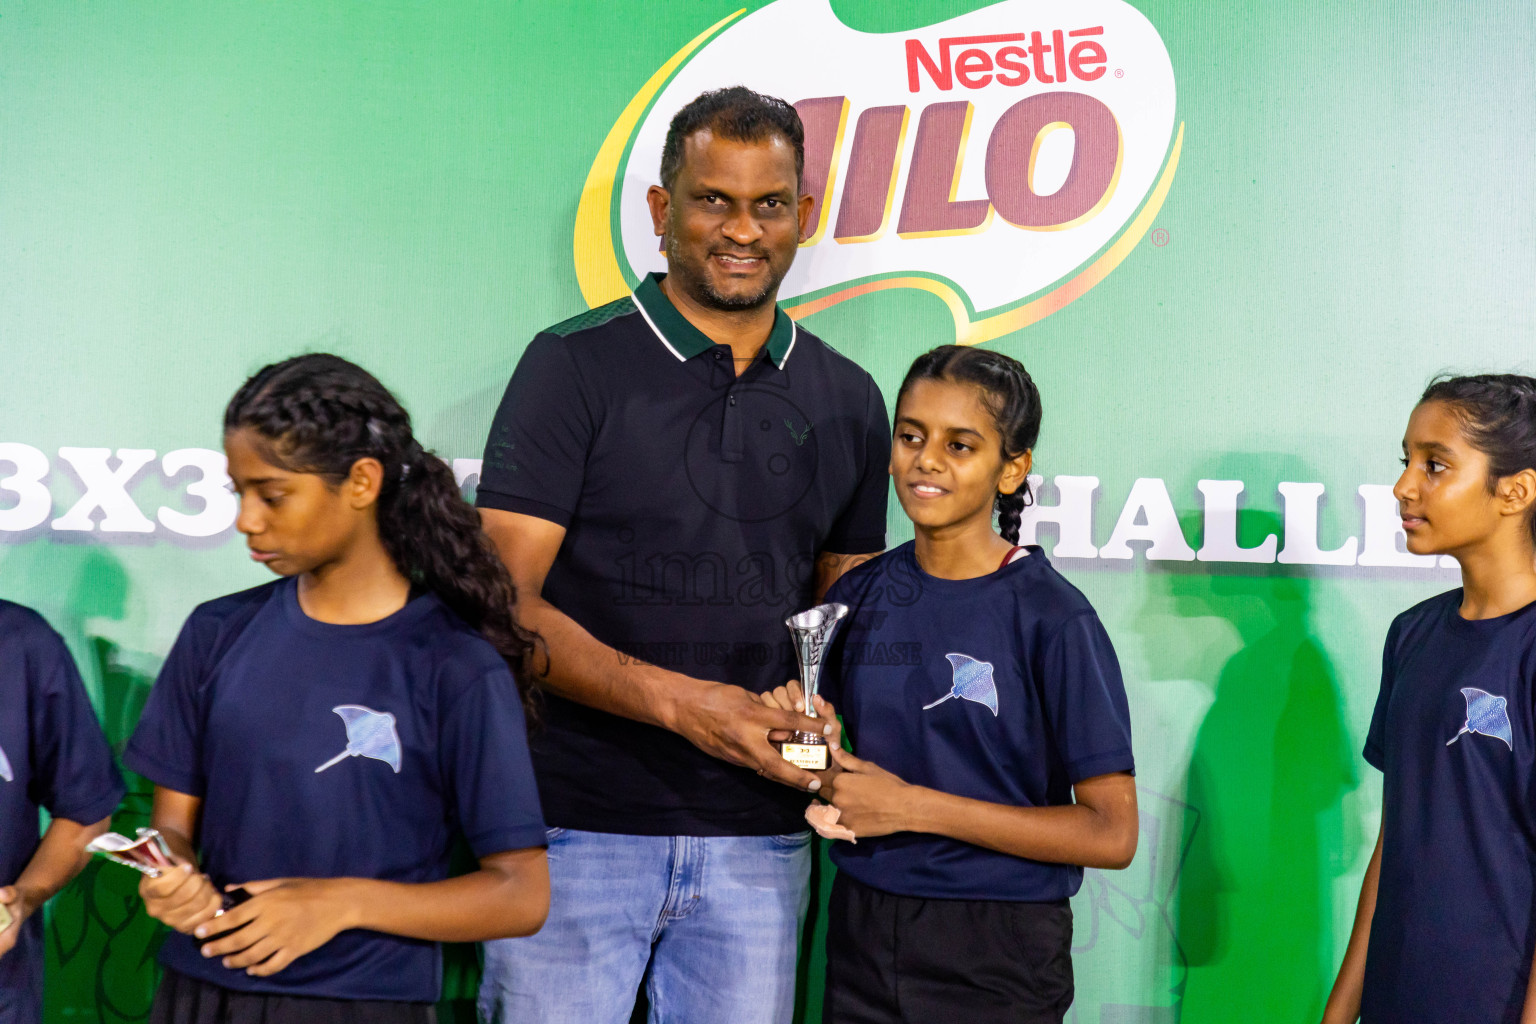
[439,665,546,857]
[29,626,124,824]
[124,616,212,797]
[1362,616,1403,771]
[1039,611,1135,783]
[475,333,595,528]
[822,375,890,555]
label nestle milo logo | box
[574,0,1181,345]
[905,27,1110,92]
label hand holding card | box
[86,828,175,877]
[89,829,250,920]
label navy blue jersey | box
[823,543,1134,901]
[0,601,124,1024]
[1362,590,1536,1024]
[124,579,545,1002]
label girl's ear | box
[997,449,1033,497]
[347,457,386,509]
[1498,467,1536,519]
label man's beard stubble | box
[664,233,785,312]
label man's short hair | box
[659,86,805,191]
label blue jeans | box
[478,827,813,1024]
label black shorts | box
[150,969,437,1024]
[823,873,1074,1024]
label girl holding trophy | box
[125,355,549,1024]
[762,345,1137,1024]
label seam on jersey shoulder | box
[192,584,281,683]
[544,296,638,338]
[1041,607,1100,649]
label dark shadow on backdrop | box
[1150,482,1356,1021]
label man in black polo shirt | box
[475,88,889,1024]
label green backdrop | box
[2,2,1531,1021]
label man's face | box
[648,130,813,312]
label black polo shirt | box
[477,273,889,836]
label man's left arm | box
[814,551,880,602]
[814,375,892,602]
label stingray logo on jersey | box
[1448,688,1513,751]
[315,705,403,774]
[925,653,1000,715]
[573,0,1181,345]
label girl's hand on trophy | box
[762,681,821,744]
[807,696,846,790]
[811,694,838,731]
[758,679,807,714]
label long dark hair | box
[1420,372,1536,545]
[225,353,539,719]
[897,345,1042,544]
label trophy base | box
[778,732,829,771]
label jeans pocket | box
[769,829,813,848]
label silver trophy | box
[778,602,848,771]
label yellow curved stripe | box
[573,9,747,308]
[786,121,1186,346]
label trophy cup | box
[778,602,848,771]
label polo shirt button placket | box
[721,390,744,463]
[710,346,732,388]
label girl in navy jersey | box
[0,603,124,1024]
[125,354,549,1024]
[1323,375,1536,1024]
[762,345,1137,1024]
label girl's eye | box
[1398,457,1409,468]
[1426,460,1446,474]
[899,432,922,445]
[949,441,972,454]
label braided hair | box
[1420,373,1536,545]
[896,345,1042,544]
[224,353,539,719]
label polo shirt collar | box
[633,272,798,370]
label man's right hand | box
[671,681,830,792]
[140,861,224,935]
[479,509,832,791]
